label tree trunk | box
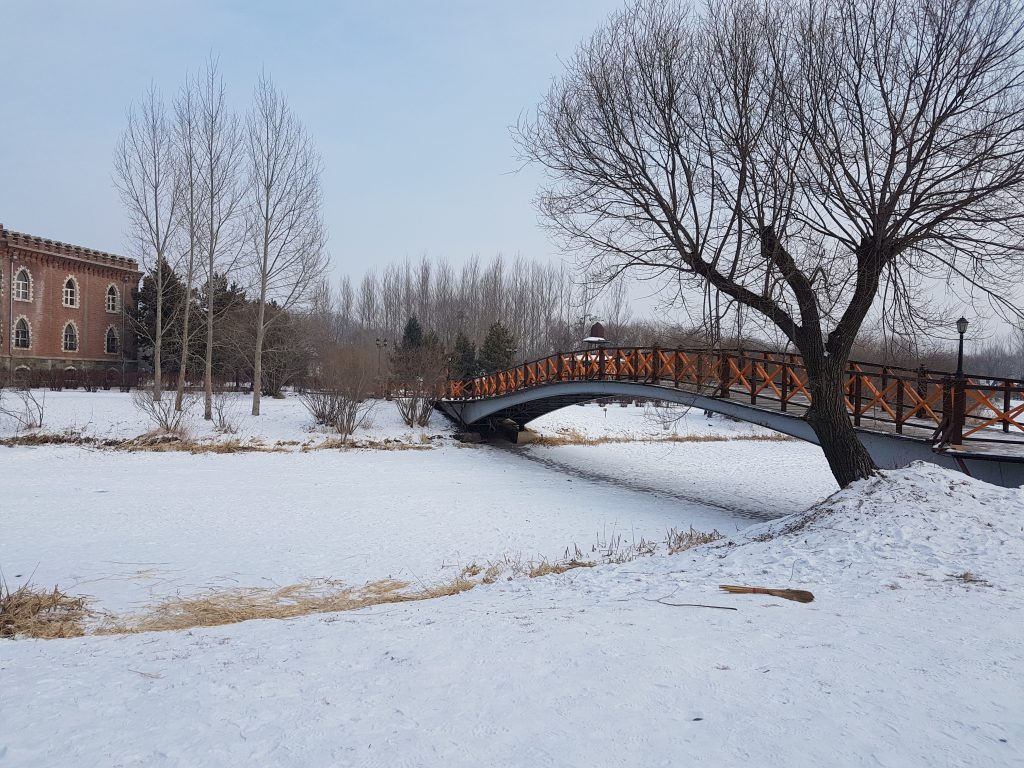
[251,303,266,416]
[204,298,214,420]
[153,278,163,401]
[175,277,192,411]
[804,359,876,487]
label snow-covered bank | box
[0,389,441,446]
[0,389,781,448]
[3,464,1021,767]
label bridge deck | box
[442,347,1024,460]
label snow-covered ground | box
[2,394,1021,766]
[3,463,1021,766]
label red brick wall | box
[0,229,140,371]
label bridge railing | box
[444,347,1024,446]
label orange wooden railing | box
[444,347,1024,446]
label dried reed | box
[0,581,90,639]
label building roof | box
[0,223,139,271]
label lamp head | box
[583,321,607,345]
[956,316,969,336]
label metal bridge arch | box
[437,347,1024,488]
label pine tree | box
[452,332,477,378]
[401,316,423,349]
[478,322,516,373]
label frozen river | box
[1,437,837,614]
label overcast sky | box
[0,0,623,283]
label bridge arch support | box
[437,380,1024,488]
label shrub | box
[300,346,376,443]
[0,387,46,431]
[132,389,195,436]
[211,391,240,434]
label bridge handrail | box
[443,346,1024,445]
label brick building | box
[0,224,140,375]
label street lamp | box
[375,337,388,396]
[955,316,969,377]
[947,316,969,447]
[583,321,606,346]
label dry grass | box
[477,525,722,583]
[948,570,992,587]
[528,559,595,577]
[99,576,476,635]
[13,521,725,639]
[305,438,434,452]
[666,526,725,554]
[0,581,90,639]
[531,429,794,447]
[481,564,503,584]
[0,432,434,453]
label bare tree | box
[115,86,181,401]
[197,60,245,420]
[244,74,327,416]
[172,75,201,411]
[516,0,1024,487]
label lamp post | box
[950,316,969,446]
[375,337,388,397]
[955,316,968,378]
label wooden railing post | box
[673,349,681,388]
[1004,381,1012,433]
[556,352,564,381]
[895,380,905,434]
[780,361,789,412]
[718,353,730,399]
[651,346,659,383]
[951,375,966,445]
[749,354,758,405]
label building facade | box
[0,224,140,374]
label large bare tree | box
[516,0,1024,486]
[115,86,181,401]
[244,74,326,416]
[172,75,202,411]
[196,61,245,420]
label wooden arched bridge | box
[437,347,1024,487]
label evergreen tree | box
[401,316,423,349]
[195,272,248,378]
[451,331,477,378]
[132,261,197,373]
[478,322,516,373]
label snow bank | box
[717,462,1024,591]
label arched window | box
[105,284,120,313]
[14,318,30,349]
[14,269,31,301]
[62,322,78,352]
[105,326,119,354]
[63,277,79,307]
